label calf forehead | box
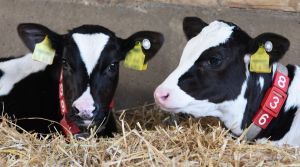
[179,21,235,68]
[72,33,110,75]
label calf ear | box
[249,33,290,64]
[18,23,62,52]
[121,31,164,62]
[183,17,208,40]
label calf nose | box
[72,87,97,120]
[73,105,96,119]
[154,87,170,105]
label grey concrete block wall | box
[0,0,299,109]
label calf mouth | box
[68,109,110,134]
[154,99,187,112]
[156,104,182,112]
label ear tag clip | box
[264,41,273,52]
[142,39,151,50]
[32,35,56,65]
[124,41,148,71]
[250,45,271,73]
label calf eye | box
[208,57,222,66]
[62,58,72,70]
[62,58,67,65]
[108,62,118,72]
[202,57,222,69]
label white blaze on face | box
[72,33,109,75]
[155,21,235,114]
[72,33,109,117]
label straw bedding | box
[0,104,299,166]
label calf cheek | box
[91,75,118,109]
[221,62,247,98]
[64,74,86,111]
[178,71,227,102]
[178,71,213,100]
[178,74,201,97]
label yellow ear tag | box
[32,36,55,65]
[250,45,271,73]
[124,42,148,71]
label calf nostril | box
[161,93,169,100]
[154,89,170,102]
[72,105,95,119]
[72,106,80,114]
[93,103,99,113]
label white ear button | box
[264,41,273,52]
[142,39,151,50]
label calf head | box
[154,17,289,134]
[18,23,164,131]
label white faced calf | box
[0,23,163,137]
[155,17,300,146]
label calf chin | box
[73,110,117,138]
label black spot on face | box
[178,26,251,103]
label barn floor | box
[0,105,299,166]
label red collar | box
[59,69,114,136]
[252,68,290,129]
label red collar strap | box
[245,63,290,140]
[59,69,115,136]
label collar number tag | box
[252,71,289,129]
[273,72,289,92]
[32,36,56,65]
[250,45,271,73]
[124,42,147,71]
[253,110,272,129]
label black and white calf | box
[0,23,163,137]
[154,17,300,146]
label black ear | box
[183,17,208,40]
[121,31,164,62]
[249,33,290,64]
[17,23,62,52]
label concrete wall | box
[153,0,300,12]
[0,0,299,108]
